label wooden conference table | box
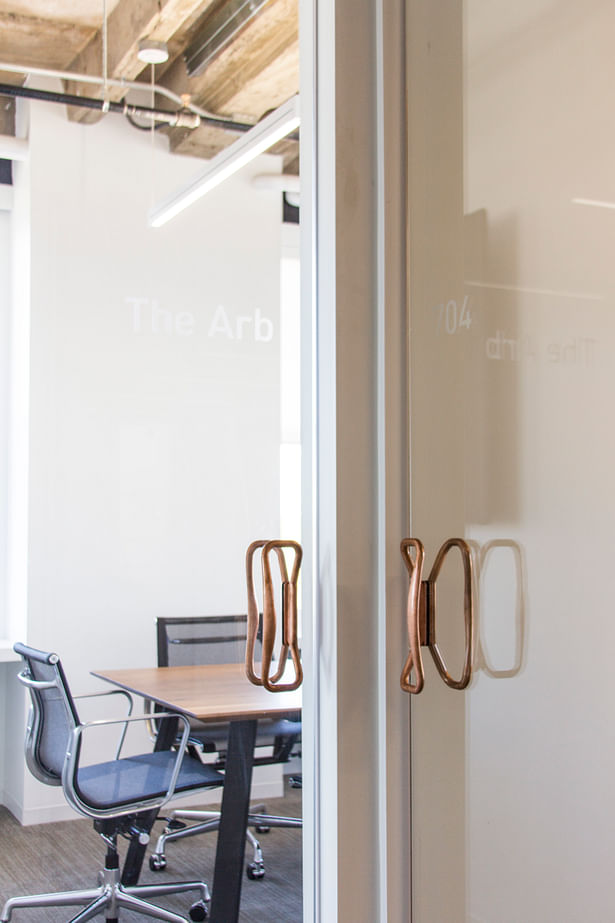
[93,662,302,923]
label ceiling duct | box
[185,0,273,77]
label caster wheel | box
[189,901,209,921]
[149,854,167,872]
[246,862,265,880]
[255,825,270,834]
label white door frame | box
[300,1,412,919]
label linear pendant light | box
[149,94,300,228]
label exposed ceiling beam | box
[64,0,216,124]
[221,37,298,117]
[161,0,298,118]
[0,97,15,138]
[283,151,299,176]
[160,0,298,158]
[167,120,298,172]
[162,121,243,161]
[0,0,299,163]
[0,12,94,80]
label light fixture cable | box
[150,61,156,208]
[102,0,109,109]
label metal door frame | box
[300,1,412,919]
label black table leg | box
[209,719,257,923]
[121,713,179,887]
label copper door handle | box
[245,539,303,692]
[400,538,426,694]
[400,537,474,693]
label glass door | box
[406,1,615,920]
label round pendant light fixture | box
[137,40,170,65]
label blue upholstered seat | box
[75,750,223,810]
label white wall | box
[0,206,11,805]
[0,208,9,644]
[4,91,287,822]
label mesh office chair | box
[2,642,225,923]
[149,616,301,880]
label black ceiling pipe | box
[0,82,253,133]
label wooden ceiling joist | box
[162,0,298,120]
[0,97,15,137]
[221,37,298,119]
[0,11,94,75]
[160,0,298,158]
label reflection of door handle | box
[400,538,474,694]
[245,539,303,692]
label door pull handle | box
[400,538,474,694]
[245,539,303,692]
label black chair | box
[1,642,225,923]
[149,616,302,880]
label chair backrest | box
[156,615,262,668]
[13,642,80,787]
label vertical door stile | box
[306,0,413,920]
[377,0,413,919]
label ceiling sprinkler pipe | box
[130,107,199,129]
[0,82,252,133]
[0,61,249,127]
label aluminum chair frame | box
[2,643,222,923]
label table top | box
[92,662,302,722]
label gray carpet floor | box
[0,780,302,922]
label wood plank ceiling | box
[0,0,299,171]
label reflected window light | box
[572,197,615,210]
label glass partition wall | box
[2,95,303,921]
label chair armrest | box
[73,689,134,708]
[73,690,134,758]
[63,711,193,820]
[143,698,209,752]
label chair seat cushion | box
[75,751,223,810]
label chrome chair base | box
[0,863,210,922]
[150,806,302,881]
[151,809,266,880]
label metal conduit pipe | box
[0,61,249,127]
[0,82,253,133]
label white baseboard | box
[5,776,285,827]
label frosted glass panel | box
[408,2,615,920]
